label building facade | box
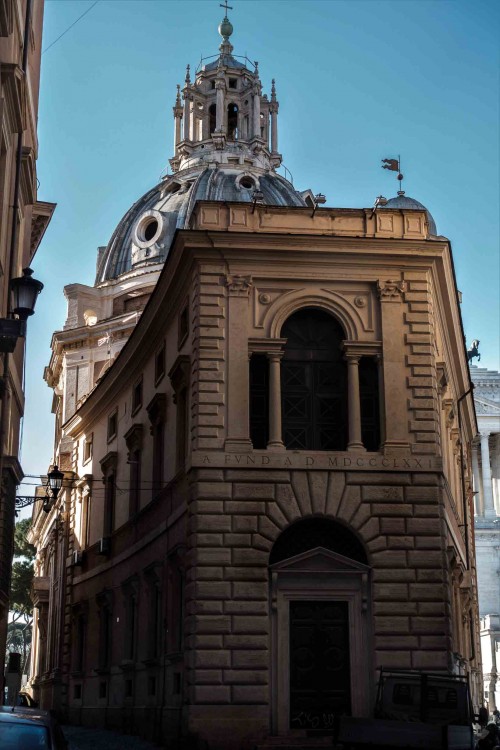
[0,0,55,677]
[471,365,500,714]
[28,13,481,750]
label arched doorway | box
[280,308,347,450]
[269,518,371,734]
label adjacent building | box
[471,365,500,713]
[28,12,481,749]
[0,0,55,678]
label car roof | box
[0,706,53,725]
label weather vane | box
[382,155,404,192]
[220,1,233,15]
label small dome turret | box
[384,191,437,235]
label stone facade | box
[471,365,500,714]
[28,11,481,750]
[0,0,55,676]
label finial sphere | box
[219,17,233,40]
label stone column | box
[345,354,365,452]
[252,85,261,138]
[224,275,253,452]
[215,80,225,132]
[267,352,284,451]
[270,79,278,153]
[183,92,191,141]
[481,432,496,518]
[472,444,482,516]
[173,85,183,152]
[378,279,410,451]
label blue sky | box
[20,0,499,488]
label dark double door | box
[289,600,351,731]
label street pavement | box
[63,724,165,750]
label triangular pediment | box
[269,546,369,573]
[475,396,500,416]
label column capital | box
[342,340,382,359]
[377,279,406,301]
[248,337,287,356]
[225,274,252,296]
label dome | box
[384,192,437,235]
[95,167,307,284]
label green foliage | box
[13,518,35,560]
[10,560,34,617]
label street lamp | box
[0,268,44,353]
[15,465,65,515]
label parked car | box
[0,706,68,749]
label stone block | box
[194,470,225,481]
[367,537,387,553]
[233,484,275,500]
[193,686,231,703]
[350,473,411,485]
[232,685,268,703]
[414,536,441,550]
[275,483,301,522]
[373,569,416,582]
[189,635,224,650]
[190,500,224,515]
[406,518,439,535]
[362,486,404,502]
[411,473,440,485]
[225,470,290,482]
[411,652,448,670]
[407,354,433,365]
[194,548,232,565]
[325,472,346,516]
[193,670,223,684]
[408,377,433,387]
[233,516,258,533]
[373,583,408,600]
[193,567,224,581]
[405,312,429,323]
[405,486,439,503]
[232,548,268,565]
[408,281,429,291]
[225,501,266,515]
[193,483,232,500]
[410,421,436,432]
[187,600,224,615]
[357,516,380,541]
[372,503,412,517]
[405,334,432,343]
[223,670,268,684]
[291,472,313,516]
[194,650,231,668]
[225,567,268,581]
[194,616,231,634]
[372,550,407,568]
[375,635,418,649]
[232,582,268,600]
[418,602,446,616]
[224,533,252,547]
[409,324,432,334]
[266,502,289,530]
[419,635,449,649]
[191,533,224,546]
[412,367,434,377]
[374,602,418,616]
[374,616,410,634]
[252,533,273,551]
[231,651,268,670]
[407,551,442,568]
[196,582,231,599]
[309,472,329,514]
[409,584,445,601]
[224,600,268,615]
[387,536,414,549]
[410,617,446,634]
[416,569,444,583]
[405,292,430,302]
[380,518,405,534]
[232,616,269,634]
[225,637,268,652]
[375,651,412,668]
[413,504,440,517]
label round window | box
[240,176,255,190]
[136,215,161,245]
[143,219,158,242]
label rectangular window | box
[131,377,143,415]
[228,78,237,89]
[83,433,93,463]
[99,681,107,699]
[73,684,82,699]
[75,615,86,672]
[125,679,133,698]
[148,676,156,696]
[152,421,164,494]
[155,343,166,384]
[176,387,188,470]
[107,410,117,442]
[129,448,141,517]
[124,595,137,661]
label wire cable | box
[42,1,100,55]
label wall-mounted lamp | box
[0,268,43,353]
[251,189,265,214]
[15,464,65,515]
[311,193,326,218]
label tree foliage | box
[13,518,35,560]
[10,560,34,617]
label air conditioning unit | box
[72,550,83,566]
[98,537,111,555]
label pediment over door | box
[270,546,370,574]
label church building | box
[28,10,481,749]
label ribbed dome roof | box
[384,192,437,235]
[95,167,307,284]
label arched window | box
[281,308,347,450]
[227,102,238,139]
[209,103,216,134]
[270,516,368,566]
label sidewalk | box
[63,724,165,750]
